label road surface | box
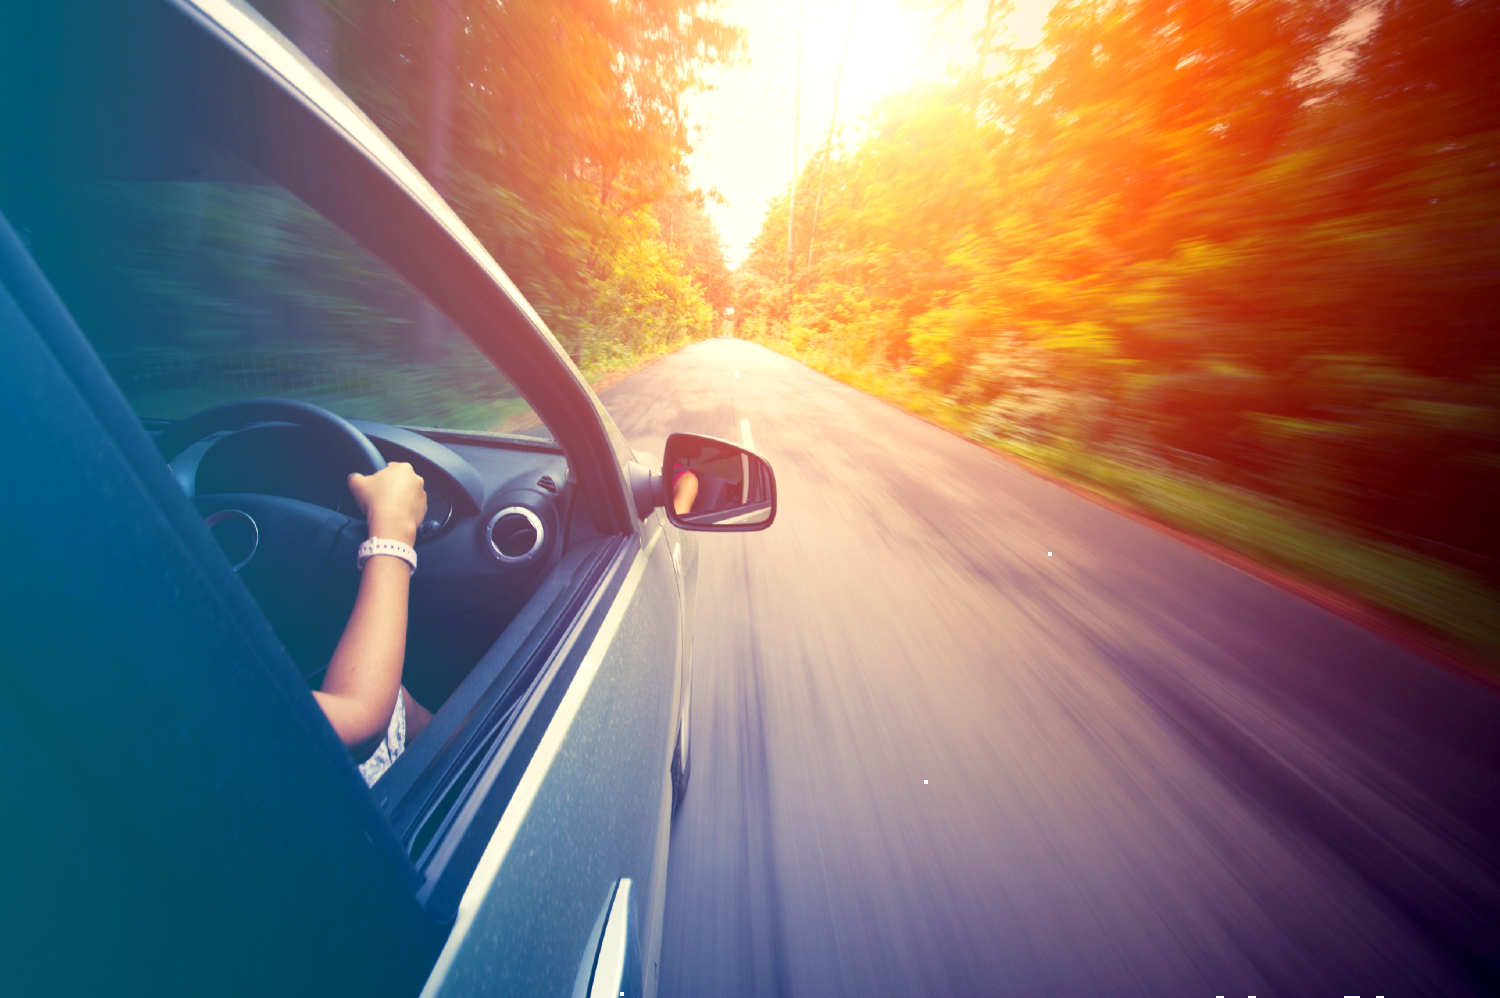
[601,338,1500,998]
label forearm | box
[673,471,698,515]
[314,554,410,747]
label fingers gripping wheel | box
[161,398,388,679]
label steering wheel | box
[156,396,384,474]
[158,398,387,678]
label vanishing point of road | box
[602,338,1500,998]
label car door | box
[1,1,688,995]
[175,4,695,990]
[418,510,684,997]
[0,123,449,998]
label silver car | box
[0,0,775,994]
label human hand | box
[348,462,427,546]
[672,468,699,515]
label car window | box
[3,124,552,440]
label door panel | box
[424,522,681,997]
[0,204,446,997]
[584,878,644,998]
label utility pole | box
[808,0,856,270]
[786,0,802,292]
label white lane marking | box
[740,417,755,451]
[420,528,664,997]
[733,370,740,378]
[1048,552,1052,557]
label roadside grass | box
[750,333,1500,671]
[577,334,702,394]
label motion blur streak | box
[733,0,1500,661]
[605,339,1500,998]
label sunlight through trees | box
[736,0,1500,598]
[258,0,740,369]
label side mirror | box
[662,432,777,531]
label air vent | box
[537,475,558,493]
[487,506,545,564]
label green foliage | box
[655,188,734,313]
[255,0,740,367]
[738,0,1500,654]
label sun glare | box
[691,0,1059,266]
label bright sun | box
[690,0,1059,266]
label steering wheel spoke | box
[193,493,360,661]
[166,399,388,680]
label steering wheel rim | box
[155,397,385,476]
[161,399,385,680]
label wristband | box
[357,537,417,576]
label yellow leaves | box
[722,0,1500,646]
[1113,280,1172,325]
[1037,320,1118,358]
[907,327,956,379]
[1169,238,1239,277]
[904,304,1013,387]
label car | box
[0,1,776,995]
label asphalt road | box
[601,338,1500,998]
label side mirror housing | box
[660,432,777,531]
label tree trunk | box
[417,0,461,364]
[808,0,856,270]
[787,1,802,291]
[425,0,460,197]
[979,0,999,78]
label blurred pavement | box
[601,338,1500,998]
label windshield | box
[3,120,550,440]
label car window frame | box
[0,143,451,998]
[5,0,686,987]
[163,0,639,540]
[152,0,686,920]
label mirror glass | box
[664,433,776,531]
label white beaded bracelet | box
[357,536,417,576]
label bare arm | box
[672,469,699,515]
[312,462,426,749]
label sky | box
[685,0,1055,268]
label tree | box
[655,187,734,312]
[735,0,1500,575]
[256,0,745,358]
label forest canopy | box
[256,0,738,366]
[737,0,1500,584]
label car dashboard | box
[167,418,579,710]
